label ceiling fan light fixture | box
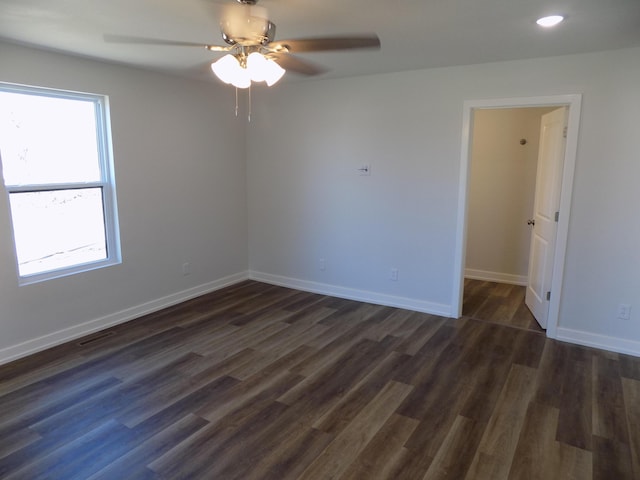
[246,51,268,81]
[211,54,251,88]
[211,54,239,82]
[264,61,285,86]
[246,52,285,86]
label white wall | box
[247,75,459,314]
[0,42,248,362]
[247,46,640,355]
[466,107,550,284]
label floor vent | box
[77,331,116,346]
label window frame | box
[0,82,121,285]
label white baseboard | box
[5,270,637,365]
[0,271,249,366]
[465,268,527,286]
[249,271,453,317]
[555,327,640,358]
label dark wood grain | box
[557,353,593,450]
[621,378,640,478]
[0,280,638,479]
[463,278,542,331]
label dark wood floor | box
[463,278,542,332]
[1,281,639,479]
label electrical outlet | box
[319,258,326,271]
[182,262,191,276]
[617,304,631,320]
[390,268,398,281]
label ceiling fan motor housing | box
[221,18,275,46]
[222,0,273,46]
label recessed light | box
[537,15,565,27]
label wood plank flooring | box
[1,280,639,479]
[463,278,543,332]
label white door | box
[525,107,568,328]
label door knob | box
[527,219,535,226]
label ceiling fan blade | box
[103,34,229,51]
[270,53,327,76]
[270,34,380,53]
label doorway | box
[452,95,582,339]
[464,106,553,331]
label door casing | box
[452,95,582,339]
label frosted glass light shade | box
[231,69,251,89]
[247,52,269,82]
[247,52,285,86]
[263,59,285,86]
[212,53,285,88]
[211,55,239,83]
[211,55,251,89]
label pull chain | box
[235,87,239,117]
[232,85,251,121]
[248,84,252,123]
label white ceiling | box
[1,0,639,84]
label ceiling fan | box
[105,0,381,88]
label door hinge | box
[563,126,568,138]
[546,291,551,301]
[555,211,559,222]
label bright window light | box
[0,83,121,285]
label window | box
[0,83,120,285]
